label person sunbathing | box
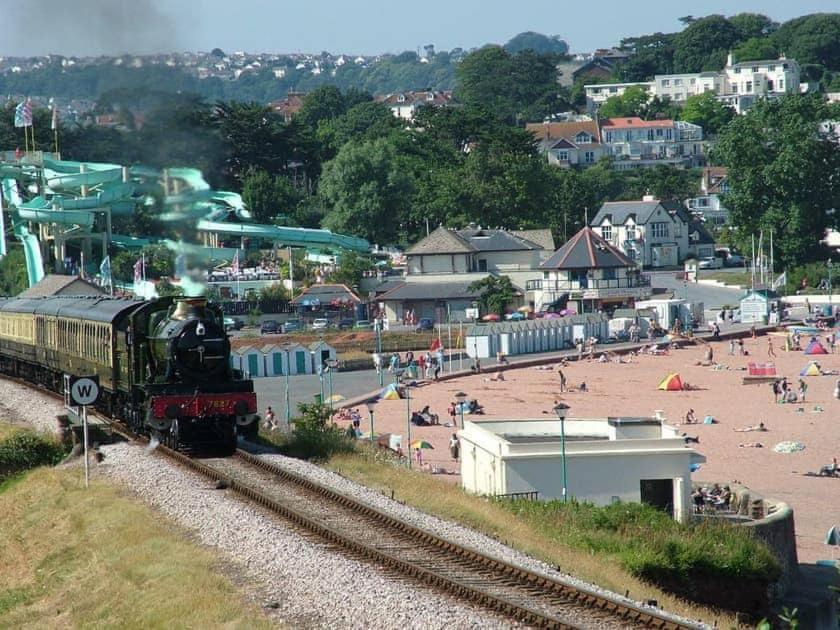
[734,422,767,432]
[738,442,764,448]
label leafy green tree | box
[328,251,373,289]
[316,101,400,154]
[212,101,290,184]
[618,33,676,81]
[468,275,519,316]
[319,137,413,244]
[504,32,569,55]
[729,13,778,40]
[772,14,840,69]
[0,247,29,296]
[259,282,288,301]
[732,37,778,63]
[673,15,740,72]
[680,92,735,134]
[712,94,840,266]
[241,168,302,224]
[598,85,650,118]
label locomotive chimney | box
[172,298,208,320]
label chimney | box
[642,194,656,202]
[726,51,733,67]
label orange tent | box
[658,373,684,391]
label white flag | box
[771,271,787,290]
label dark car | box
[337,318,355,330]
[415,318,435,332]
[260,320,281,334]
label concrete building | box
[458,416,705,522]
[529,226,651,313]
[600,117,704,170]
[685,167,731,228]
[584,81,654,111]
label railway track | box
[8,375,702,628]
[163,447,703,630]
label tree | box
[729,13,778,40]
[316,101,400,154]
[673,15,740,72]
[598,85,650,118]
[241,168,301,224]
[618,33,676,81]
[0,247,29,296]
[328,251,373,289]
[468,275,519,316]
[772,14,840,70]
[732,37,779,63]
[680,92,735,134]
[259,282,288,301]
[504,32,569,55]
[319,137,413,244]
[712,94,840,266]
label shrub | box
[0,430,67,481]
[275,403,356,461]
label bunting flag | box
[51,103,59,131]
[22,99,32,127]
[14,102,25,128]
[100,256,112,288]
[133,258,143,284]
[232,250,240,275]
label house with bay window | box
[590,197,691,268]
[530,226,651,314]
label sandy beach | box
[345,333,840,563]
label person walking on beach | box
[449,433,460,462]
[558,369,567,393]
[768,337,776,358]
[798,378,808,402]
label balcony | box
[526,276,650,292]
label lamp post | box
[365,400,376,443]
[325,359,338,413]
[375,319,384,387]
[553,402,570,502]
[829,258,833,310]
[454,391,468,429]
[395,368,410,468]
[284,347,291,429]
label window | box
[768,65,775,72]
[656,128,663,137]
[602,268,616,281]
[731,83,738,93]
[647,129,655,140]
[746,81,753,92]
[674,78,682,86]
[733,67,740,74]
[782,63,788,70]
[767,79,774,91]
[661,79,670,87]
[601,225,613,241]
[584,151,595,163]
[778,79,784,90]
[651,222,669,238]
[477,259,487,272]
[752,66,758,73]
[557,150,569,161]
[575,132,591,143]
[690,78,696,85]
[609,86,617,93]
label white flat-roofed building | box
[584,81,654,111]
[458,416,705,522]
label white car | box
[312,318,330,330]
[698,257,723,269]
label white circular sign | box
[70,377,100,406]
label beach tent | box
[378,383,403,400]
[804,338,828,355]
[658,373,684,391]
[800,361,822,376]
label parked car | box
[415,318,435,332]
[505,312,526,321]
[698,257,723,269]
[282,319,302,333]
[725,254,747,267]
[260,320,281,334]
[337,318,355,330]
[224,317,244,331]
[312,318,330,330]
[353,320,373,330]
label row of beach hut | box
[465,314,609,359]
[230,341,337,378]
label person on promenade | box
[449,434,460,462]
[768,338,776,358]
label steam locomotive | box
[0,295,257,454]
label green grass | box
[0,427,67,482]
[0,467,273,629]
[699,271,752,287]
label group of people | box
[727,338,747,356]
[410,405,440,426]
[373,349,445,381]
[692,483,733,512]
[771,377,807,404]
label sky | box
[1,0,838,57]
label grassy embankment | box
[0,425,272,628]
[325,447,778,626]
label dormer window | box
[575,132,591,143]
[426,92,434,101]
[397,94,406,102]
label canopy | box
[658,373,684,391]
[800,361,822,376]
[378,383,403,400]
[804,339,828,355]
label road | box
[648,269,744,311]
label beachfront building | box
[529,226,651,313]
[377,225,554,321]
[590,197,692,268]
[458,416,705,522]
[600,117,704,170]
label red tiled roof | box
[601,117,674,129]
[525,120,601,143]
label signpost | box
[64,375,100,488]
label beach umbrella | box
[517,305,532,312]
[773,441,806,453]
[410,440,434,449]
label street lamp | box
[553,402,571,503]
[829,258,833,311]
[375,319,384,387]
[395,368,410,469]
[325,359,338,413]
[284,347,291,429]
[312,350,324,404]
[365,400,376,443]
[454,391,468,429]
